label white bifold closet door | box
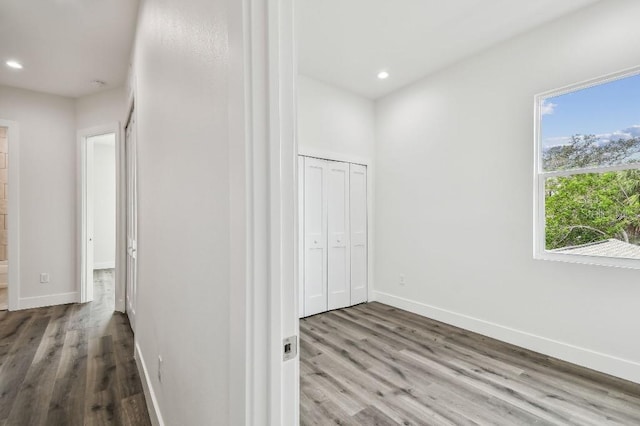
[326,161,351,311]
[350,163,367,305]
[302,157,328,317]
[300,156,367,318]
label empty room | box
[1,0,640,425]
[295,0,640,424]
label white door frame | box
[228,0,298,424]
[78,123,123,309]
[0,119,20,311]
[119,92,135,317]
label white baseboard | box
[94,261,116,270]
[373,290,640,385]
[18,292,78,310]
[135,342,165,426]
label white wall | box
[130,0,231,424]
[91,135,116,269]
[298,75,375,161]
[374,0,640,384]
[75,87,126,129]
[0,85,77,306]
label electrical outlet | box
[158,355,163,383]
[399,274,406,286]
[40,273,50,284]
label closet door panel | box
[327,161,350,310]
[350,164,367,305]
[303,158,328,316]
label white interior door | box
[350,164,367,305]
[298,157,305,318]
[125,113,138,331]
[303,157,327,316]
[327,161,350,310]
[84,140,95,302]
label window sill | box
[534,251,640,270]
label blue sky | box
[541,73,640,148]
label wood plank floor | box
[0,269,151,426]
[300,302,640,425]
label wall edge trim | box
[372,290,640,385]
[18,292,78,310]
[135,342,165,426]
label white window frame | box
[534,65,640,269]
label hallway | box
[0,270,151,425]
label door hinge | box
[283,335,298,361]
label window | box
[534,68,640,267]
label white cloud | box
[596,125,640,142]
[623,125,640,137]
[544,124,640,149]
[540,100,557,116]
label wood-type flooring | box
[0,269,151,426]
[300,302,640,425]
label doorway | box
[0,119,20,312]
[79,126,118,310]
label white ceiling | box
[0,0,139,98]
[297,0,600,99]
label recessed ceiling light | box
[377,71,389,80]
[6,60,23,70]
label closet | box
[299,156,368,318]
